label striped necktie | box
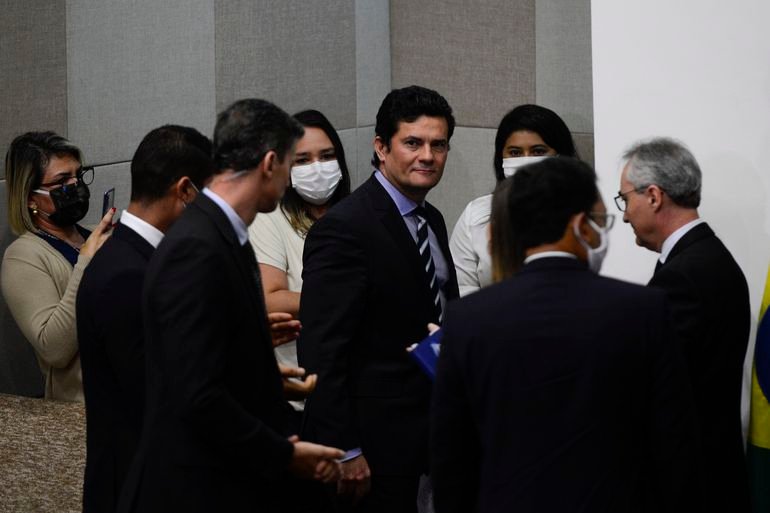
[413,206,442,323]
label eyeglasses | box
[613,186,647,212]
[589,212,615,230]
[38,166,94,189]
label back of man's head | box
[213,99,304,174]
[623,137,701,209]
[491,157,598,278]
[130,125,213,203]
[371,85,455,167]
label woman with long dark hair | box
[449,104,578,295]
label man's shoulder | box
[452,270,665,320]
[664,224,744,279]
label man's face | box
[619,164,657,251]
[375,116,449,202]
[257,145,295,214]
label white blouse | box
[449,194,493,296]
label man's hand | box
[287,435,344,483]
[278,364,317,401]
[269,312,301,347]
[337,454,371,503]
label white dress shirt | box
[119,210,164,249]
[449,194,493,296]
[659,218,704,264]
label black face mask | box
[38,181,91,227]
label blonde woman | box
[2,132,114,401]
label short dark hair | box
[371,85,455,167]
[130,125,214,203]
[280,109,351,235]
[493,104,578,182]
[490,157,597,280]
[213,99,304,173]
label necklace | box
[36,228,83,252]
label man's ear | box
[173,176,196,204]
[261,150,278,178]
[647,184,665,212]
[573,211,593,240]
[373,136,389,163]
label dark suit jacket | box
[432,257,698,513]
[648,222,751,512]
[117,193,294,513]
[77,223,154,513]
[298,175,459,476]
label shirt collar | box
[659,218,704,264]
[524,251,578,265]
[119,210,164,249]
[202,188,249,245]
[374,170,422,216]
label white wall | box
[591,0,770,428]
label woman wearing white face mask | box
[248,109,351,411]
[449,104,579,295]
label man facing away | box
[117,100,343,513]
[616,137,751,512]
[432,157,698,513]
[78,125,213,513]
[298,85,459,512]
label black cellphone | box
[102,188,115,217]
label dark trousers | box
[337,474,420,513]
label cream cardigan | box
[1,231,91,402]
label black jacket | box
[78,223,154,513]
[298,174,459,476]
[432,257,698,513]
[117,193,293,513]
[649,222,751,512]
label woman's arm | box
[259,262,301,316]
[1,240,89,368]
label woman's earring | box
[29,204,38,215]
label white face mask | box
[502,155,550,177]
[573,216,609,273]
[290,160,342,205]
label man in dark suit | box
[617,137,751,512]
[117,100,343,513]
[432,158,698,513]
[77,125,214,513]
[298,85,459,512]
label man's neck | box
[208,176,258,226]
[654,207,699,252]
[126,201,170,233]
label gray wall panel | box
[215,0,357,129]
[0,180,45,396]
[0,1,68,179]
[391,0,536,128]
[573,132,595,168]
[337,128,358,187]
[354,126,376,189]
[535,0,593,133]
[355,0,391,127]
[81,162,132,227]
[427,127,496,231]
[66,0,216,165]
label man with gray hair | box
[615,137,750,512]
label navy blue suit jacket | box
[78,223,154,513]
[432,257,698,513]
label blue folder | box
[409,329,443,380]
